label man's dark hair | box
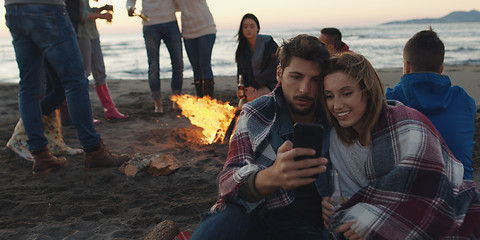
[276,34,330,74]
[321,28,343,50]
[404,28,445,73]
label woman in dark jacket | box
[235,13,278,107]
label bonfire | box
[171,94,237,144]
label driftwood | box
[144,220,179,240]
[119,153,181,177]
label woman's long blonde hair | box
[320,52,386,145]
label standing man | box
[190,35,331,240]
[5,0,129,176]
[127,0,183,113]
[386,28,476,180]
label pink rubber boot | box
[95,83,129,120]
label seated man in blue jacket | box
[386,28,476,180]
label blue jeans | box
[143,21,183,100]
[190,203,328,240]
[184,34,216,80]
[5,4,100,151]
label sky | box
[0,0,479,37]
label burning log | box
[118,153,181,176]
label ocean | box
[1,22,479,84]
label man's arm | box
[255,140,327,195]
[238,140,328,202]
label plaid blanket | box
[210,87,294,213]
[331,101,480,239]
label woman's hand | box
[336,222,363,240]
[322,197,335,227]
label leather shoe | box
[32,150,68,176]
[84,140,129,169]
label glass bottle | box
[237,74,246,99]
[329,169,343,210]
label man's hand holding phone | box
[255,140,328,195]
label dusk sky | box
[0,0,479,37]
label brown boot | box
[32,149,68,176]
[84,141,130,169]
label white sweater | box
[174,0,216,39]
[126,0,177,26]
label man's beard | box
[287,96,317,116]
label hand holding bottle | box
[322,169,347,226]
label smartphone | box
[293,122,324,161]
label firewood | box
[144,220,179,240]
[118,152,161,176]
[148,154,182,176]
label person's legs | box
[197,34,215,97]
[41,59,66,116]
[143,24,162,101]
[90,38,107,86]
[143,24,164,113]
[185,34,215,97]
[6,5,49,152]
[77,37,92,78]
[184,38,204,97]
[6,4,67,175]
[90,38,128,119]
[37,7,100,149]
[183,38,201,80]
[265,208,328,240]
[190,203,265,240]
[7,4,128,172]
[196,33,215,80]
[161,21,183,93]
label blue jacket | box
[386,73,476,179]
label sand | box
[0,65,479,239]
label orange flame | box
[171,94,237,144]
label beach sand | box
[0,65,479,239]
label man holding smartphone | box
[190,35,331,240]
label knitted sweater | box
[126,0,176,26]
[174,0,216,39]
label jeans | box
[184,34,216,80]
[5,4,100,151]
[143,21,183,100]
[190,203,329,240]
[78,37,107,86]
[41,58,66,116]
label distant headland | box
[382,10,480,25]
